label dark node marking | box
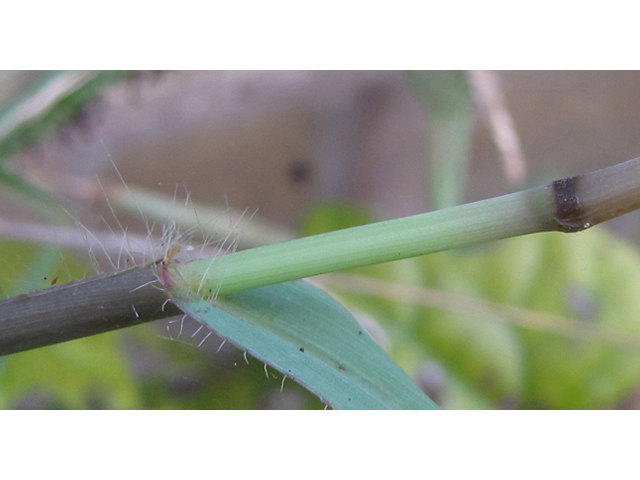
[552,176,590,232]
[299,347,305,352]
[338,365,346,371]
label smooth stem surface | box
[171,156,640,297]
[170,185,556,297]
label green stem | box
[170,185,555,296]
[170,156,640,297]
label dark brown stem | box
[0,266,181,356]
[550,156,640,232]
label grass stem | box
[3,156,640,355]
[172,156,640,297]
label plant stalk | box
[171,156,640,297]
[3,156,640,356]
[0,266,180,356]
[169,186,554,297]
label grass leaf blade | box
[169,280,438,410]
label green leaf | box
[134,327,327,410]
[168,280,438,410]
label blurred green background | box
[2,71,640,409]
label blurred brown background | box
[13,70,640,238]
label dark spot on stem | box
[552,175,591,232]
[338,365,346,371]
[299,347,305,352]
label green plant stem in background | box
[106,184,294,249]
[406,71,474,210]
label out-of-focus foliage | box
[305,205,640,409]
[0,71,136,210]
[0,71,135,162]
[406,70,475,210]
